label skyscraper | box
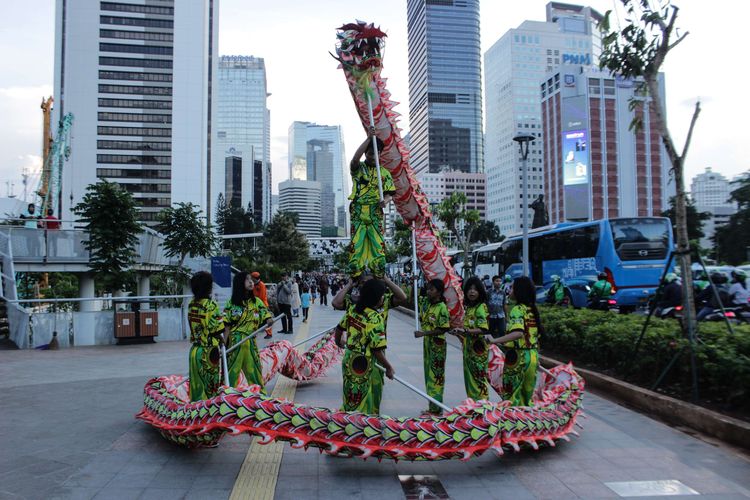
[690,167,735,249]
[278,179,321,238]
[407,0,484,176]
[53,0,218,224]
[287,122,347,235]
[484,2,602,233]
[541,66,673,222]
[214,55,271,224]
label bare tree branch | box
[680,100,702,161]
[667,31,689,51]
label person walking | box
[490,276,542,406]
[413,279,450,415]
[487,275,507,339]
[301,286,311,322]
[276,273,294,334]
[223,272,273,392]
[318,274,329,306]
[291,276,302,317]
[251,271,272,339]
[451,276,490,401]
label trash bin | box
[139,310,159,338]
[114,299,158,344]
[114,311,136,339]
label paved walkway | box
[1,299,749,499]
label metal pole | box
[412,223,420,332]
[292,327,335,348]
[226,314,284,354]
[221,344,230,386]
[366,94,385,202]
[375,363,450,413]
[522,152,529,277]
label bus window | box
[570,226,600,258]
[610,218,669,260]
[501,240,522,271]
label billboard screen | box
[562,129,589,186]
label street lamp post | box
[513,132,536,277]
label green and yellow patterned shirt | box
[463,303,489,332]
[349,162,396,205]
[223,296,271,335]
[506,304,540,350]
[188,298,224,347]
[337,306,387,355]
[419,297,450,332]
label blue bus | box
[472,217,674,311]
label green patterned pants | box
[348,203,386,278]
[423,335,447,414]
[227,332,265,393]
[341,349,383,414]
[189,344,222,402]
[501,348,538,406]
[461,335,489,401]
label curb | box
[540,354,750,450]
[394,306,750,450]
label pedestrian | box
[19,203,39,229]
[311,282,318,304]
[19,203,41,256]
[251,272,268,306]
[450,276,490,401]
[291,276,302,317]
[347,126,396,278]
[41,208,61,256]
[187,271,225,402]
[490,276,542,406]
[319,274,330,306]
[413,279,450,415]
[301,285,311,322]
[223,272,273,391]
[334,278,395,414]
[487,275,507,339]
[276,273,294,334]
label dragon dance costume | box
[419,296,450,414]
[187,298,225,402]
[461,303,490,401]
[501,304,540,406]
[338,305,388,414]
[223,297,272,392]
[347,162,396,278]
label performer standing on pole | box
[414,279,450,415]
[347,126,396,279]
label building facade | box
[287,122,347,236]
[484,3,602,234]
[407,0,484,175]
[419,171,487,219]
[278,179,321,238]
[691,167,736,250]
[53,0,218,224]
[541,66,673,222]
[213,55,271,224]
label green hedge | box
[539,306,750,413]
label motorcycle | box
[587,297,617,311]
[656,304,683,320]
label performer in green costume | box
[347,127,396,278]
[451,276,490,401]
[223,271,273,391]
[491,276,542,406]
[414,279,450,414]
[335,278,395,414]
[187,271,225,402]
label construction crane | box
[37,99,73,217]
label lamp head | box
[513,132,536,144]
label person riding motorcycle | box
[657,273,683,309]
[546,275,571,306]
[502,274,513,296]
[729,269,749,309]
[696,272,731,321]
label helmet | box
[731,269,747,282]
[551,274,561,282]
[504,274,512,283]
[710,272,729,285]
[597,272,607,281]
[664,273,678,283]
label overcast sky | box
[1,0,747,200]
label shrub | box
[539,306,750,413]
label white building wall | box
[278,179,321,238]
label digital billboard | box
[562,129,589,186]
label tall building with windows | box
[690,167,736,250]
[484,2,602,234]
[278,179,321,238]
[53,0,218,224]
[541,66,673,222]
[287,122,347,235]
[213,55,271,224]
[407,0,484,176]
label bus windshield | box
[609,218,670,260]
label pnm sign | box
[562,53,591,65]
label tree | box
[471,220,503,246]
[715,173,750,264]
[156,202,216,267]
[392,217,413,258]
[434,192,481,277]
[661,196,710,246]
[262,211,309,270]
[73,181,142,291]
[600,1,700,333]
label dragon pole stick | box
[292,327,335,348]
[365,94,385,202]
[220,344,230,387]
[375,363,450,413]
[226,314,284,354]
[412,224,420,332]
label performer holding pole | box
[347,126,396,279]
[335,278,395,414]
[186,271,225,402]
[414,279,450,415]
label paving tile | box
[63,472,116,489]
[137,488,188,500]
[147,473,197,490]
[92,488,143,500]
[183,489,230,500]
[47,487,99,500]
[107,472,160,489]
